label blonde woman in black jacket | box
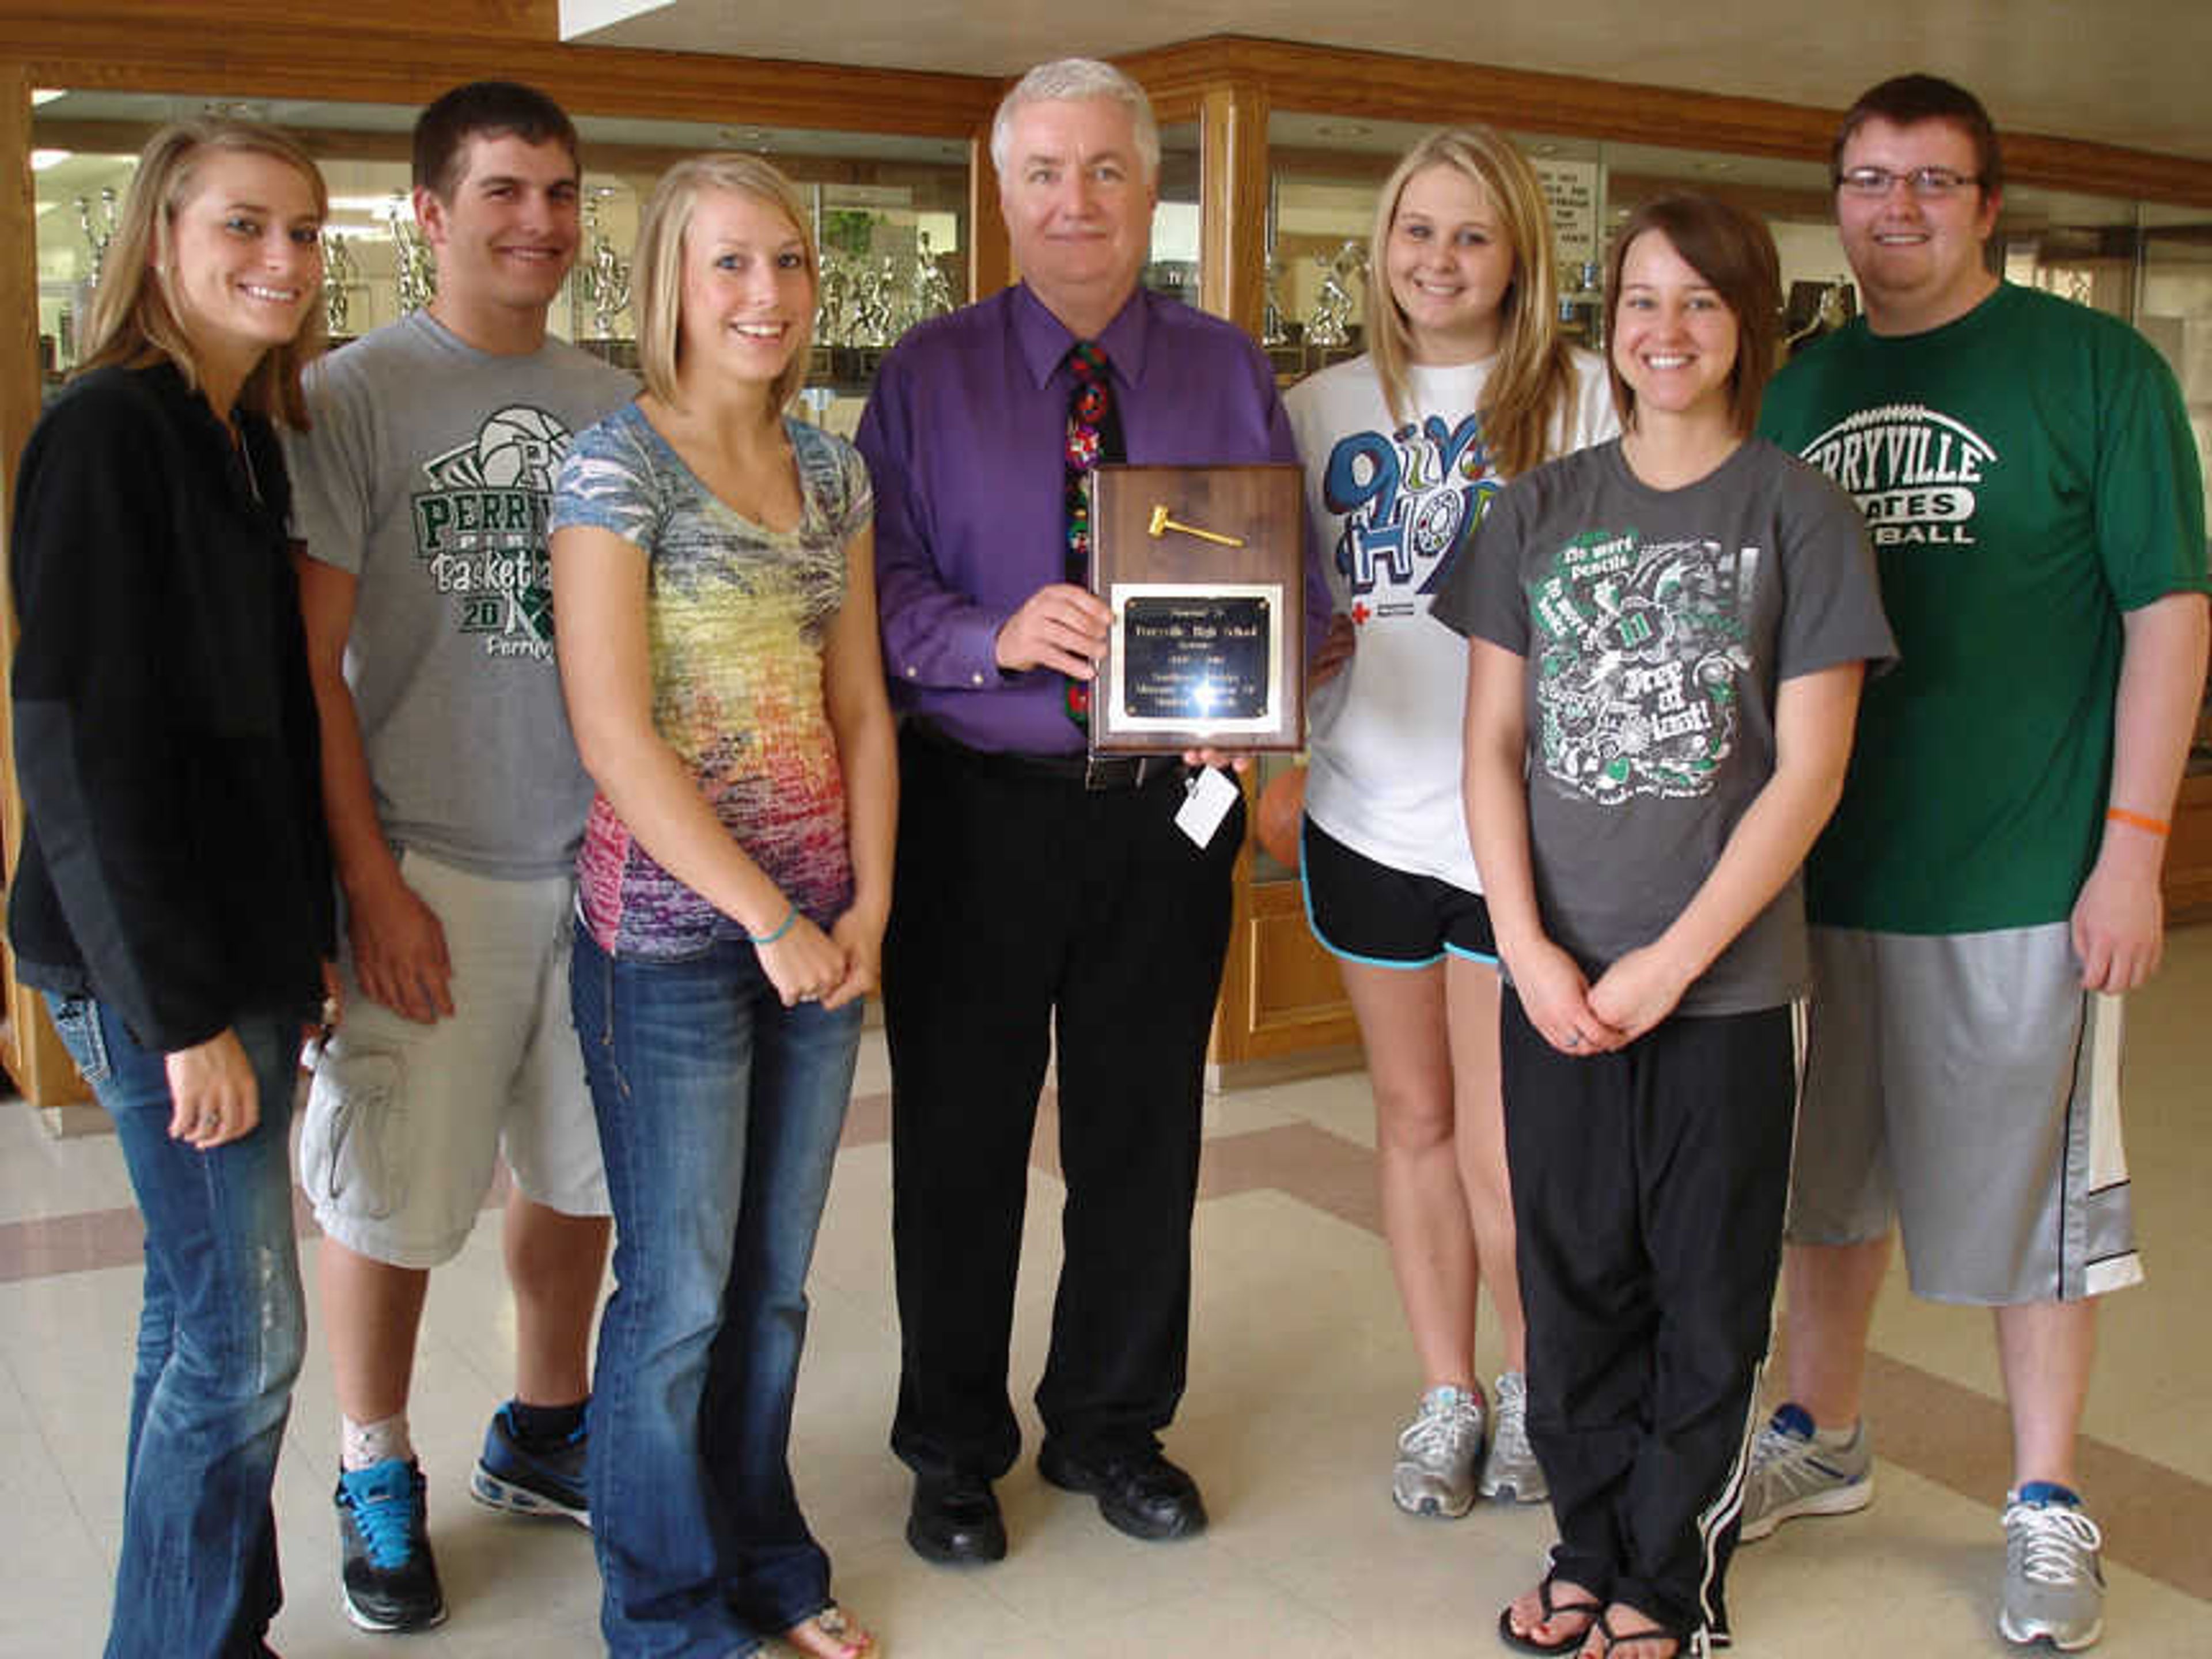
[7,119,333,1659]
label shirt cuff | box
[888,607,1007,692]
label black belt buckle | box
[1082,754,1185,791]
[1084,754,1131,791]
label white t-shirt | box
[1286,349,1616,891]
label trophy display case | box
[1205,99,2212,1075]
[2,17,2207,1107]
[1,51,995,1115]
[26,91,975,442]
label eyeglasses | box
[1835,165,1980,199]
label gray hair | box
[989,57,1160,184]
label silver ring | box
[1564,1031,1583,1048]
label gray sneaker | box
[1998,1489,2104,1650]
[1392,1384,1484,1518]
[1738,1404,1873,1541]
[1478,1370,1547,1503]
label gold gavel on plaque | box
[1146,503,1245,548]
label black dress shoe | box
[906,1470,1007,1565]
[1037,1441,1208,1541]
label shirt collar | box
[1010,281,1152,392]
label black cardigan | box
[8,362,334,1052]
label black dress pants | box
[884,726,1241,1479]
[1502,991,1798,1643]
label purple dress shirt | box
[857,282,1327,756]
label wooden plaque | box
[1088,463,1306,753]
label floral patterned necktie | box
[1063,339,1123,730]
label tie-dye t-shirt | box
[552,404,871,959]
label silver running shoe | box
[1737,1403,1873,1541]
[1998,1493,2105,1651]
[1392,1384,1484,1518]
[1478,1370,1547,1503]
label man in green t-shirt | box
[1744,74,2208,1653]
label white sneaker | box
[1737,1403,1872,1542]
[1999,1487,2104,1651]
[1392,1384,1484,1518]
[1478,1371,1547,1503]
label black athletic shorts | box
[1301,814,1497,968]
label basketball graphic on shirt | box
[476,406,568,489]
[411,404,581,664]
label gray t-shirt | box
[285,313,635,878]
[1433,437,1894,1014]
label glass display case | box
[28,90,973,442]
[7,31,2210,1101]
[1143,120,1202,306]
[1215,107,2212,1070]
[6,79,984,1114]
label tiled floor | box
[4,930,2209,1657]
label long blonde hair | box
[76,118,328,429]
[632,153,819,415]
[1363,127,1578,480]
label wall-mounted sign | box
[1535,158,1603,269]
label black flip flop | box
[1497,1575,1606,1655]
[1586,1607,1689,1658]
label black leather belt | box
[908,722,1186,792]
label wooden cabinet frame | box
[3,16,2209,1099]
[0,5,1007,1108]
[1131,36,2212,1073]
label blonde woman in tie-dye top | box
[547,153,892,1659]
[557,406,869,958]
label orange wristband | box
[2106,806,2170,838]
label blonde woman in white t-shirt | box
[1285,126,1616,1519]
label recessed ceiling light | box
[31,88,66,107]
[29,149,71,172]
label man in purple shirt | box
[856,56,1321,1567]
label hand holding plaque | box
[1086,463,1306,753]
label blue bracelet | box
[748,903,799,945]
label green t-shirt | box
[1759,283,2207,933]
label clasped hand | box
[1511,936,1696,1056]
[756,909,882,1010]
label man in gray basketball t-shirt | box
[284,82,632,1635]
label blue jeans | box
[46,994,305,1659]
[572,924,863,1658]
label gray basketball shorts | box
[1787,922,2142,1305]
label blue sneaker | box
[335,1458,445,1632]
[470,1402,589,1528]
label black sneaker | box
[470,1402,589,1527]
[335,1457,446,1632]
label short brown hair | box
[413,81,578,202]
[632,153,819,414]
[75,118,328,429]
[1604,192,1780,438]
[1833,73,2003,202]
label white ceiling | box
[561,0,2211,165]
